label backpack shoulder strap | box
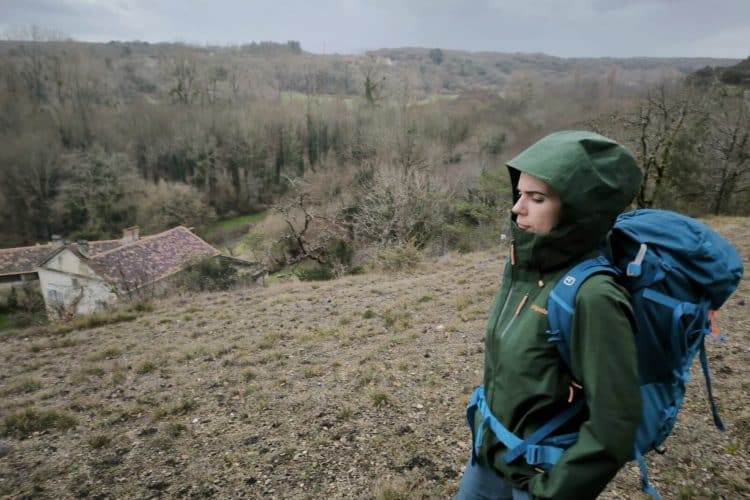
[547,255,619,370]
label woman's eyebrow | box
[518,189,549,197]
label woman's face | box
[512,172,562,234]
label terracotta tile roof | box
[86,226,219,290]
[0,244,55,276]
[86,240,124,254]
[0,239,125,277]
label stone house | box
[0,244,56,296]
[0,235,127,306]
[37,226,221,318]
[0,244,53,293]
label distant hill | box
[0,39,741,101]
[1,38,745,249]
[371,47,740,92]
[689,55,750,88]
[720,56,750,87]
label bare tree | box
[704,91,750,214]
[593,83,699,208]
[362,54,386,106]
[274,177,342,265]
[351,164,449,248]
[228,63,245,101]
[168,55,200,105]
[0,131,64,243]
[263,176,354,278]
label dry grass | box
[0,217,747,498]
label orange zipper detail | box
[514,294,529,316]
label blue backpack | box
[543,209,744,498]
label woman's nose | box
[512,198,525,215]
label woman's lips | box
[517,222,530,231]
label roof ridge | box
[89,238,123,245]
[84,226,218,287]
[89,226,190,260]
[0,243,54,253]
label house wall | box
[45,249,100,278]
[38,249,116,317]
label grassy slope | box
[0,312,11,331]
[0,218,748,499]
[200,211,268,244]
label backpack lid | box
[613,209,744,310]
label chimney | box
[50,235,64,248]
[77,240,90,257]
[122,226,140,243]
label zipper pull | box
[514,293,529,316]
[568,381,583,403]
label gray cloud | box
[0,0,747,58]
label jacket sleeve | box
[528,275,642,500]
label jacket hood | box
[506,130,642,271]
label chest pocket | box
[497,296,559,379]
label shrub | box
[351,165,450,249]
[2,408,77,437]
[127,300,154,313]
[86,346,123,362]
[88,434,113,448]
[136,361,157,375]
[51,310,137,334]
[1,285,47,330]
[179,257,238,291]
[372,241,422,272]
[370,391,390,407]
[136,180,217,233]
[295,262,334,281]
[17,284,45,314]
[153,399,198,420]
[167,422,186,437]
[329,238,355,267]
[0,378,42,396]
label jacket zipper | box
[491,248,515,336]
[500,292,529,339]
[494,241,532,339]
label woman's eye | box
[532,196,545,203]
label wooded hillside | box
[0,40,747,274]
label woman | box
[456,131,643,500]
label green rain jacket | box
[477,131,644,500]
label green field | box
[201,211,268,243]
[0,312,12,331]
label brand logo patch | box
[531,304,548,315]
[563,276,576,286]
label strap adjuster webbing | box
[467,386,583,468]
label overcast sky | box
[1,0,748,58]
